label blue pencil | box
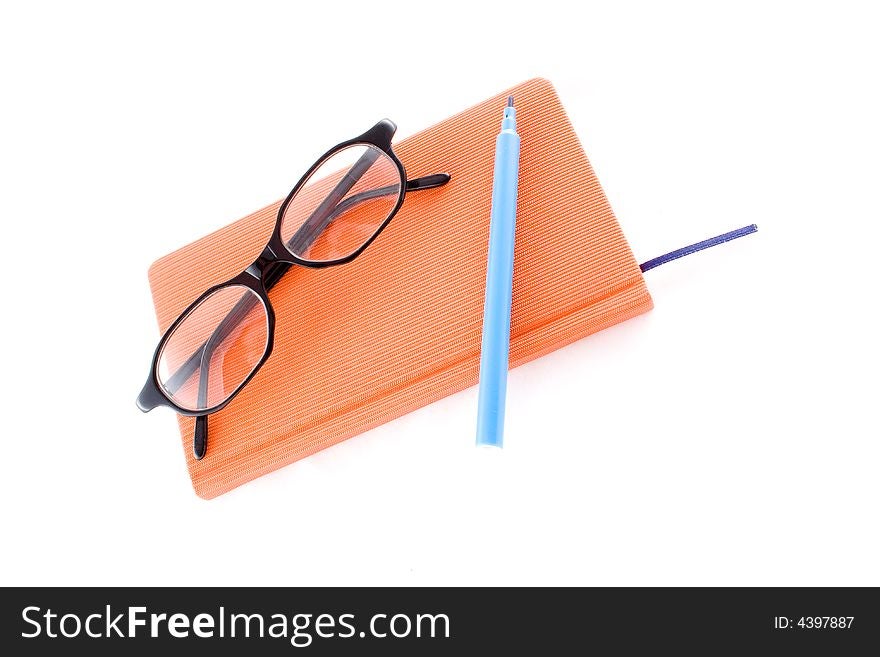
[476,96,521,448]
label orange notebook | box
[147,78,653,498]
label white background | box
[1,1,877,586]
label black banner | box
[1,587,877,654]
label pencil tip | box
[507,95,514,107]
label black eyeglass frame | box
[137,119,450,458]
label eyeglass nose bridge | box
[245,244,280,280]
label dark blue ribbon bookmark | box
[639,224,758,273]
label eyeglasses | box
[137,120,450,459]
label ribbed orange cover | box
[147,78,653,499]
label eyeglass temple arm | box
[406,173,450,191]
[193,304,240,458]
[280,172,449,262]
